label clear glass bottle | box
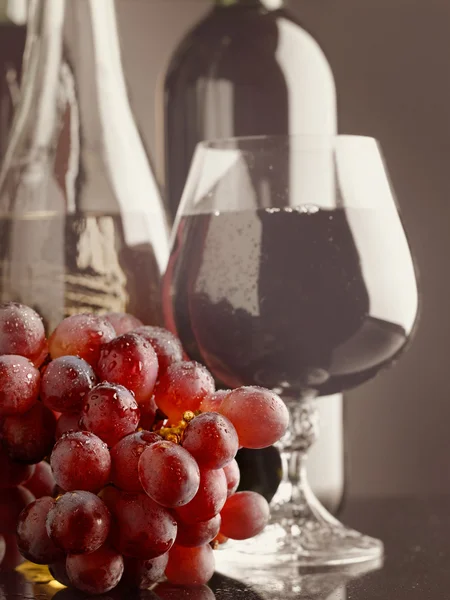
[0,0,169,332]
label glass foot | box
[215,539,382,599]
[215,519,383,585]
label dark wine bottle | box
[158,0,344,512]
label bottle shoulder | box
[164,8,322,86]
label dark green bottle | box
[159,0,344,511]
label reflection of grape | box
[155,582,216,600]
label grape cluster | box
[0,303,289,595]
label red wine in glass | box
[167,206,415,396]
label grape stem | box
[154,410,198,444]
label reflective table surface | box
[1,496,448,599]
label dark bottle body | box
[159,0,343,512]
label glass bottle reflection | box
[0,0,169,332]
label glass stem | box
[272,396,340,525]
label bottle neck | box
[2,0,169,264]
[214,0,284,8]
[8,0,143,189]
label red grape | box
[97,333,159,405]
[223,459,240,497]
[0,535,5,566]
[219,386,289,449]
[49,560,72,587]
[104,312,143,335]
[138,395,159,430]
[50,431,111,492]
[0,302,48,367]
[1,402,56,463]
[200,389,230,413]
[0,534,24,570]
[16,496,65,564]
[133,326,183,374]
[55,412,82,440]
[48,314,116,366]
[80,382,140,447]
[165,544,215,586]
[220,491,270,540]
[182,413,238,470]
[176,514,221,548]
[138,441,200,508]
[212,532,228,545]
[66,545,124,595]
[41,356,97,414]
[176,469,227,525]
[0,445,35,488]
[0,486,35,534]
[0,355,40,417]
[154,361,215,424]
[110,431,161,492]
[121,553,169,589]
[46,491,111,554]
[110,491,177,559]
[98,485,122,514]
[25,461,56,498]
[155,582,216,600]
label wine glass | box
[164,134,419,572]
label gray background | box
[117,0,450,499]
